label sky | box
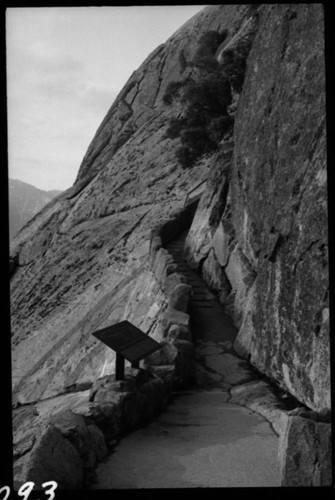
[6,5,206,192]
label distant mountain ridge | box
[9,178,62,239]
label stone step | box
[192,292,215,296]
[191,300,215,305]
[192,302,215,309]
[192,297,215,302]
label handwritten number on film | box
[0,486,10,500]
[0,482,58,500]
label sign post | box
[92,320,162,381]
[115,353,125,381]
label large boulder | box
[22,424,83,489]
[145,365,176,391]
[86,424,108,467]
[45,409,108,470]
[144,341,178,366]
[168,283,192,312]
[163,272,187,296]
[161,308,191,337]
[73,401,122,442]
[49,411,90,460]
[167,324,192,342]
[279,414,332,486]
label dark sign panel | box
[92,320,161,364]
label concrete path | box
[91,233,281,489]
[92,390,280,488]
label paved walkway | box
[91,233,281,489]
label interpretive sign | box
[92,320,162,380]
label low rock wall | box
[145,202,200,388]
[18,368,168,489]
[15,203,198,490]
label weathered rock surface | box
[279,414,332,486]
[144,342,178,366]
[87,424,108,467]
[10,5,251,408]
[230,380,291,436]
[49,410,91,463]
[168,283,192,312]
[22,424,83,489]
[184,4,329,413]
[233,3,328,413]
[184,143,234,269]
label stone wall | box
[144,201,200,387]
[16,369,168,489]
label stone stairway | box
[91,231,282,488]
[165,232,254,390]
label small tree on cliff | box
[163,29,234,169]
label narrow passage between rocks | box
[91,232,281,489]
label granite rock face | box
[232,4,328,413]
[184,4,329,413]
[279,414,332,486]
[10,4,330,486]
[10,5,252,407]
